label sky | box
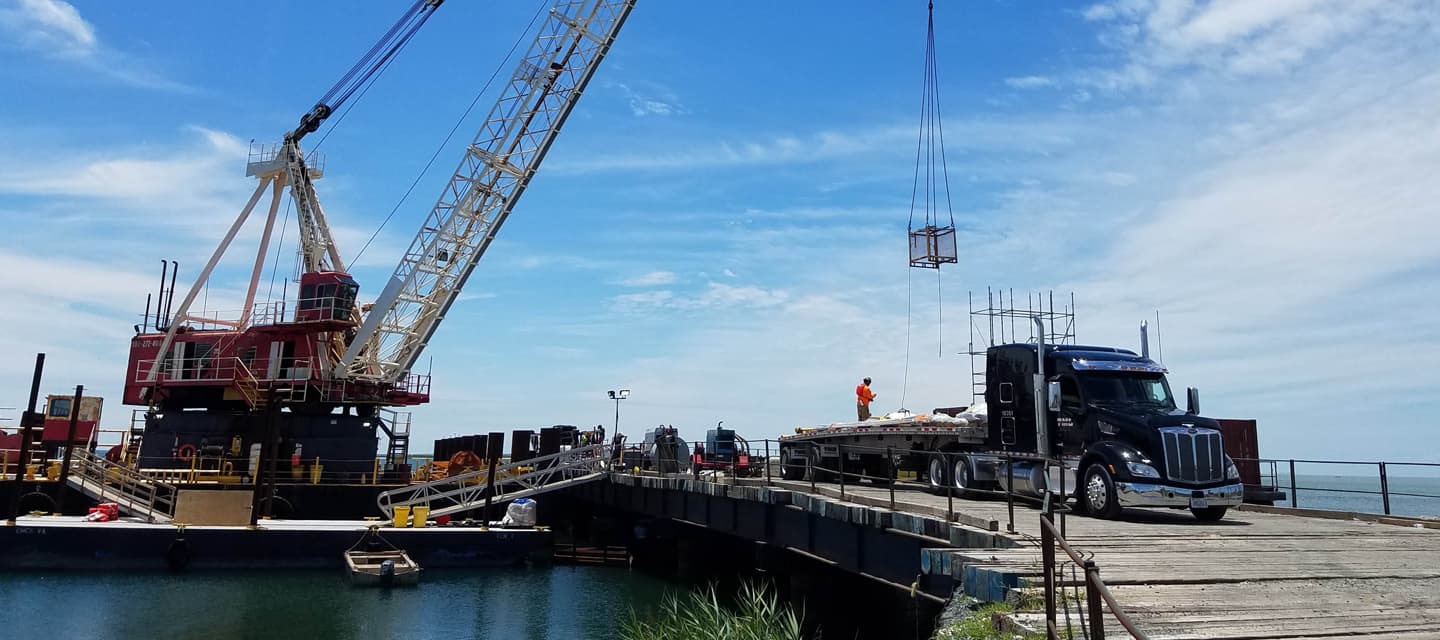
[0,0,1437,464]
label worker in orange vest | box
[856,377,876,421]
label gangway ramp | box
[376,443,611,519]
[65,448,176,523]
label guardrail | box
[1236,456,1440,516]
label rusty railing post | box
[1289,459,1298,508]
[1006,454,1016,533]
[946,451,954,522]
[886,445,895,511]
[1041,512,1057,637]
[1085,559,1106,640]
[808,443,817,494]
[764,439,771,486]
[1379,462,1391,515]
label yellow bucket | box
[392,505,411,528]
[411,505,430,528]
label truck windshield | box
[1079,373,1175,409]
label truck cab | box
[987,344,1243,521]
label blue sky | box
[1,0,1437,463]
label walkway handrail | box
[376,443,611,518]
[67,447,176,522]
[1040,513,1147,640]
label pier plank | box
[750,478,1440,638]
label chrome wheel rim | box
[929,458,943,487]
[953,460,969,489]
[1086,473,1109,511]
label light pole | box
[607,389,630,435]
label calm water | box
[0,566,670,640]
[1275,473,1440,518]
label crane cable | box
[902,1,957,409]
[353,0,550,264]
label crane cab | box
[296,271,359,323]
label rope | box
[353,1,548,264]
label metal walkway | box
[65,448,176,523]
[376,443,611,518]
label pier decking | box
[817,481,1440,639]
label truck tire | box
[1082,464,1122,520]
[927,454,950,493]
[1191,506,1227,522]
[952,457,980,499]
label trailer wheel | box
[1082,464,1121,520]
[927,454,950,493]
[1191,506,1227,522]
[952,457,979,499]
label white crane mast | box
[338,0,635,383]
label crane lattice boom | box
[338,0,634,383]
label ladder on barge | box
[376,443,612,519]
[65,448,176,523]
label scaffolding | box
[966,288,1077,403]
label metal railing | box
[66,447,177,522]
[1237,456,1440,517]
[1040,512,1147,639]
[376,442,612,518]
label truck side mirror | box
[1047,381,1062,412]
[1186,387,1200,415]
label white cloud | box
[620,270,677,286]
[1005,75,1054,88]
[1079,0,1426,87]
[0,0,95,57]
[722,268,737,278]
[611,282,788,313]
[0,0,190,91]
[609,82,683,117]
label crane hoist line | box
[123,0,636,418]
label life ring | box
[176,444,197,462]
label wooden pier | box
[775,480,1440,639]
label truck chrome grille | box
[1160,427,1224,484]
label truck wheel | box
[779,448,804,481]
[927,454,950,493]
[952,457,979,499]
[1082,464,1122,520]
[1191,506,1228,522]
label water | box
[1274,473,1440,518]
[0,566,669,639]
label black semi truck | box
[779,341,1243,521]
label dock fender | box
[1080,441,1149,484]
[165,538,191,572]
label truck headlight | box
[1225,459,1240,480]
[1126,462,1160,479]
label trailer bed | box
[781,415,988,445]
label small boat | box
[345,549,421,587]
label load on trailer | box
[779,340,1243,521]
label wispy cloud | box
[0,0,192,91]
[1005,75,1054,88]
[612,282,788,313]
[608,81,683,117]
[620,270,677,286]
[1079,0,1425,89]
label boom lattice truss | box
[339,0,635,383]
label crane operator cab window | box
[295,272,359,323]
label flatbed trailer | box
[777,414,990,486]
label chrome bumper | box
[1115,481,1244,508]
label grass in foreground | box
[620,581,808,640]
